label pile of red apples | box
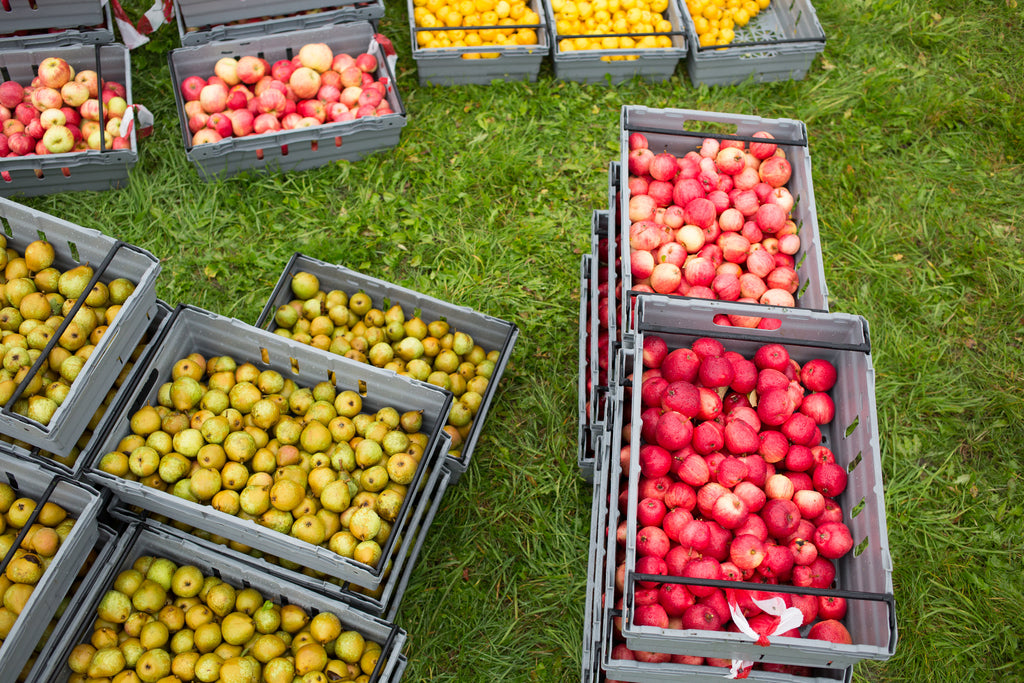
[625,131,804,322]
[0,57,131,157]
[180,42,394,146]
[608,335,856,674]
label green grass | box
[11,0,1024,680]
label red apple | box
[298,43,335,73]
[41,124,74,153]
[214,57,240,86]
[199,83,229,114]
[730,534,767,571]
[0,81,24,109]
[236,56,268,85]
[355,52,378,73]
[37,57,72,89]
[759,155,793,187]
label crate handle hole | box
[310,140,318,152]
[289,357,300,375]
[847,451,862,473]
[357,379,367,396]
[260,347,269,365]
[334,136,342,148]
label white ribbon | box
[725,594,805,679]
[119,104,154,139]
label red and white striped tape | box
[105,0,174,49]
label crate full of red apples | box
[168,21,406,179]
[618,295,896,669]
[585,383,855,680]
[0,44,140,197]
[617,105,828,333]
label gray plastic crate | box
[168,22,406,179]
[617,106,828,333]
[0,44,138,197]
[0,2,113,50]
[597,614,853,682]
[578,253,595,484]
[588,210,609,429]
[29,523,409,683]
[618,296,895,669]
[0,198,160,453]
[176,0,367,28]
[589,211,610,428]
[19,522,119,682]
[407,0,548,85]
[85,304,453,591]
[0,0,105,34]
[175,0,386,46]
[0,300,173,479]
[582,406,612,662]
[605,161,623,378]
[254,253,519,485]
[0,453,103,683]
[681,0,826,87]
[545,0,688,83]
[118,440,451,621]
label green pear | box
[87,646,127,678]
[58,264,95,300]
[131,578,168,614]
[169,376,204,412]
[171,564,205,599]
[97,589,133,624]
[5,552,45,584]
[134,647,171,682]
[108,277,136,305]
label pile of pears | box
[0,482,77,648]
[0,236,138,426]
[68,554,388,683]
[151,517,398,603]
[97,351,431,569]
[271,271,500,461]
[1,330,153,469]
[17,523,102,682]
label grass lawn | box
[10,0,1024,680]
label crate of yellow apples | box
[407,0,549,85]
[543,0,688,83]
[679,0,827,86]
